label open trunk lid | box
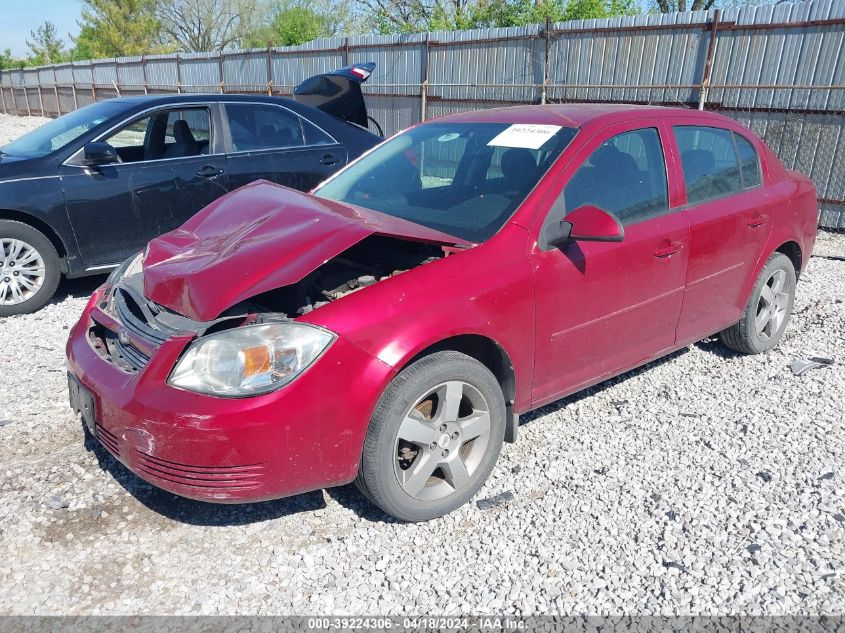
[294,62,377,131]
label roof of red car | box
[435,103,727,128]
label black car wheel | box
[356,351,505,522]
[0,220,61,316]
[720,252,796,354]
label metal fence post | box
[142,56,149,94]
[72,82,78,110]
[53,66,60,115]
[219,52,225,93]
[37,84,45,116]
[267,46,273,95]
[698,9,721,110]
[0,81,7,115]
[542,17,551,105]
[176,54,182,93]
[420,33,430,122]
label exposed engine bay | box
[226,235,448,317]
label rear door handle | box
[747,214,769,228]
[653,241,683,258]
[318,154,339,166]
[196,165,224,178]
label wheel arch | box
[0,208,69,264]
[775,240,803,279]
[398,334,520,443]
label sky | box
[0,0,83,57]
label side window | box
[302,118,337,146]
[562,127,668,225]
[675,126,742,204]
[103,107,211,163]
[225,104,305,152]
[733,132,761,188]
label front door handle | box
[747,214,769,228]
[653,241,683,258]
[196,165,224,178]
[318,154,339,166]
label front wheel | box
[356,351,505,522]
[0,220,61,317]
[720,252,796,354]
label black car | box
[0,64,382,315]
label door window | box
[225,104,312,152]
[103,107,211,163]
[674,126,742,204]
[562,127,669,225]
[733,132,761,189]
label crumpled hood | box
[143,180,466,321]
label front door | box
[61,105,227,268]
[222,102,346,192]
[530,123,690,405]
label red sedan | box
[66,104,818,521]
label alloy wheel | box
[0,238,46,306]
[394,380,492,501]
[755,268,790,340]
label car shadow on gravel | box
[83,425,328,526]
[51,274,107,304]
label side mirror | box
[544,205,624,248]
[83,142,119,166]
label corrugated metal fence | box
[2,0,844,228]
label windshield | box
[315,122,578,242]
[1,101,127,159]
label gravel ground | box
[1,114,844,616]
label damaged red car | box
[66,104,818,521]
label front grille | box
[88,322,150,372]
[113,288,169,346]
[135,451,267,492]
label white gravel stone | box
[0,114,843,616]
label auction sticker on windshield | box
[488,124,562,149]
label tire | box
[356,351,506,522]
[720,252,796,355]
[0,220,61,317]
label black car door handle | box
[318,154,339,166]
[196,166,224,178]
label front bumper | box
[66,290,394,502]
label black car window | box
[733,132,761,189]
[674,126,742,204]
[104,107,211,163]
[225,104,305,152]
[302,118,337,146]
[562,127,668,225]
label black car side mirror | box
[544,205,625,248]
[83,142,119,166]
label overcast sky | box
[1,0,83,57]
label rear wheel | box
[0,220,61,316]
[356,351,505,522]
[720,252,796,354]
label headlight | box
[106,252,143,286]
[168,323,335,397]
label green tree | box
[362,0,637,33]
[26,21,68,65]
[244,0,352,47]
[73,0,164,58]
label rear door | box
[222,102,347,192]
[530,122,690,404]
[668,123,774,342]
[61,104,227,268]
